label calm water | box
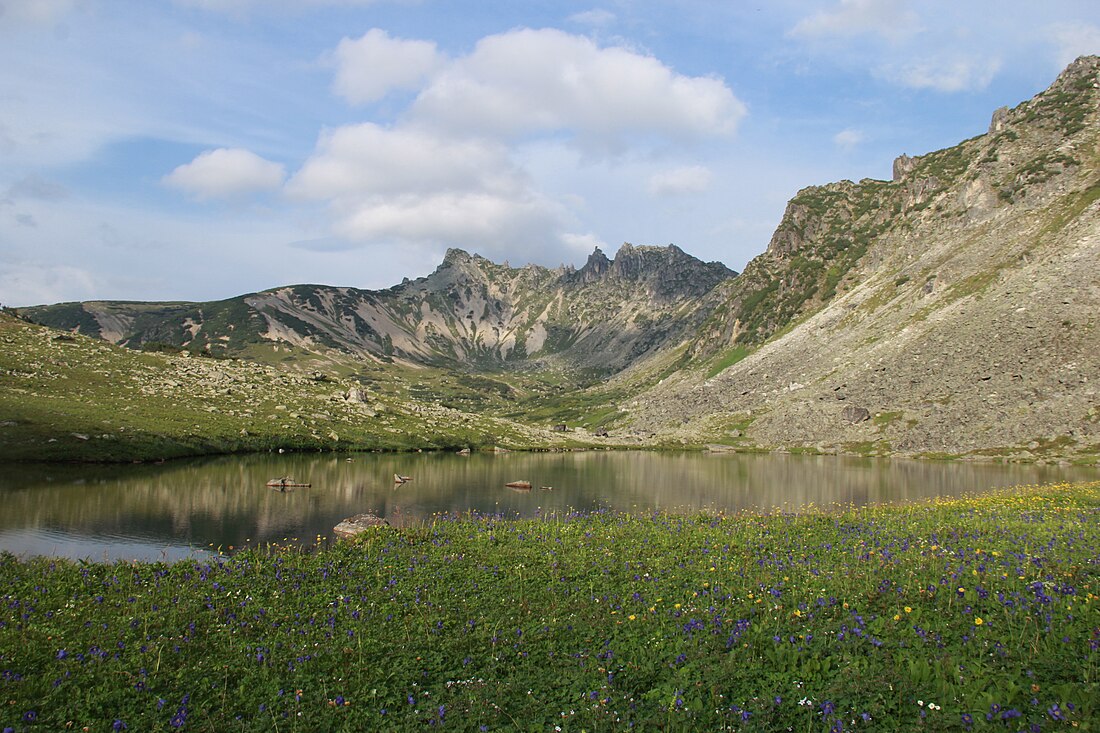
[1,451,1095,561]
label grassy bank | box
[2,482,1098,731]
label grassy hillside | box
[0,312,604,462]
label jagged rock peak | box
[575,246,612,283]
[892,154,916,182]
[441,248,475,266]
[1052,54,1100,87]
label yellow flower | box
[904,606,912,614]
[974,617,984,626]
[628,614,637,621]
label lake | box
[1,450,1096,561]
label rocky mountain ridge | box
[23,243,734,374]
[13,56,1100,463]
[624,55,1100,461]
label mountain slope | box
[625,56,1100,462]
[0,311,605,461]
[12,57,1100,464]
[21,244,734,375]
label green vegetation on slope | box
[0,314,596,462]
[1,481,1096,731]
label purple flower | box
[56,649,68,659]
[113,720,128,731]
[22,711,36,724]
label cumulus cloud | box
[1047,22,1100,68]
[833,128,864,150]
[789,0,921,42]
[163,148,286,199]
[332,28,444,105]
[287,123,524,200]
[879,56,1001,92]
[288,28,746,261]
[332,191,564,249]
[562,231,607,253]
[410,28,745,152]
[647,165,713,196]
[287,124,570,256]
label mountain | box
[624,55,1100,462]
[13,56,1100,464]
[22,243,734,375]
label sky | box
[1,0,1098,307]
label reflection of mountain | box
[3,452,1097,559]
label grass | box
[0,481,1097,731]
[873,411,906,428]
[706,345,753,379]
[0,313,597,462]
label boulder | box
[333,513,389,539]
[345,386,370,403]
[841,406,871,424]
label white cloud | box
[332,28,444,105]
[1047,22,1100,68]
[0,0,78,27]
[410,28,745,152]
[163,148,286,199]
[568,9,616,27]
[789,0,921,42]
[0,261,99,307]
[647,165,713,196]
[880,56,1001,92]
[288,28,748,263]
[332,191,564,250]
[562,231,607,253]
[174,0,382,12]
[287,123,523,199]
[287,123,571,258]
[833,128,864,150]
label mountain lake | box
[2,450,1097,561]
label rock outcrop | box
[626,56,1100,461]
[22,243,735,375]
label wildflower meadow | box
[2,480,1097,731]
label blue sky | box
[1,0,1097,306]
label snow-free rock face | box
[19,57,1100,461]
[22,243,735,374]
[625,56,1100,460]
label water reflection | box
[1,451,1095,561]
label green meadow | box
[2,481,1097,731]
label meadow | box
[1,481,1097,731]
